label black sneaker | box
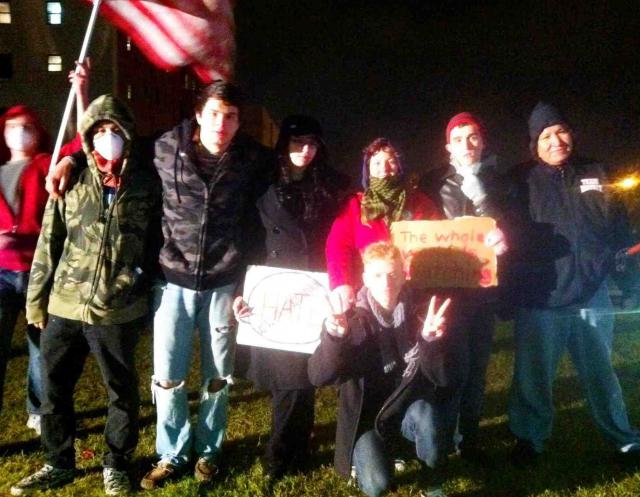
[10,465,75,495]
[510,438,539,468]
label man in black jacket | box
[140,81,274,488]
[309,241,457,497]
[420,112,507,465]
[506,102,640,467]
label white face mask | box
[5,127,36,153]
[93,131,124,161]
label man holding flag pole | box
[45,1,273,489]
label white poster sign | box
[236,265,331,354]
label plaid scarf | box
[361,177,406,224]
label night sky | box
[234,0,640,179]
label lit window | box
[126,36,132,51]
[0,53,12,79]
[126,84,132,100]
[46,2,62,25]
[0,2,11,24]
[48,55,62,72]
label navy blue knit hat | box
[528,102,569,155]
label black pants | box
[448,305,495,447]
[40,315,140,470]
[267,388,315,472]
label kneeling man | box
[309,242,458,497]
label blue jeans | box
[353,399,453,497]
[509,283,640,452]
[0,269,42,415]
[152,281,236,466]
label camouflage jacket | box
[26,95,161,325]
[154,118,274,290]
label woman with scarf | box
[325,137,439,310]
[233,115,349,479]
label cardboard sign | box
[236,265,331,354]
[391,217,498,288]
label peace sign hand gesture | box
[420,296,451,342]
[325,290,350,338]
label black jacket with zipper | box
[501,157,638,308]
[154,118,274,290]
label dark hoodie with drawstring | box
[153,118,274,291]
[26,95,161,325]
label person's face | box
[4,115,39,155]
[196,98,240,154]
[91,121,124,140]
[445,124,485,168]
[536,124,573,166]
[288,135,318,168]
[368,149,399,180]
[362,257,405,311]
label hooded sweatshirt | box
[0,106,81,271]
[26,95,161,325]
[153,118,274,290]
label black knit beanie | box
[528,102,568,156]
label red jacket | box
[0,136,81,271]
[325,190,439,289]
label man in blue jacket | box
[505,102,640,467]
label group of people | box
[1,72,639,497]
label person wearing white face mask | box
[90,122,126,206]
[11,94,162,496]
[0,62,88,438]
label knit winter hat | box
[276,114,323,153]
[446,112,487,143]
[528,102,569,154]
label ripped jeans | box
[152,281,236,466]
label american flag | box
[86,0,235,83]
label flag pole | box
[49,0,103,170]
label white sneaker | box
[103,467,130,496]
[394,458,407,473]
[26,414,41,436]
[420,486,448,497]
[10,465,75,495]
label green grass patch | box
[1,316,640,496]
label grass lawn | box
[1,314,640,496]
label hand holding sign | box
[326,290,349,338]
[232,296,252,322]
[420,296,451,342]
[485,227,508,256]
